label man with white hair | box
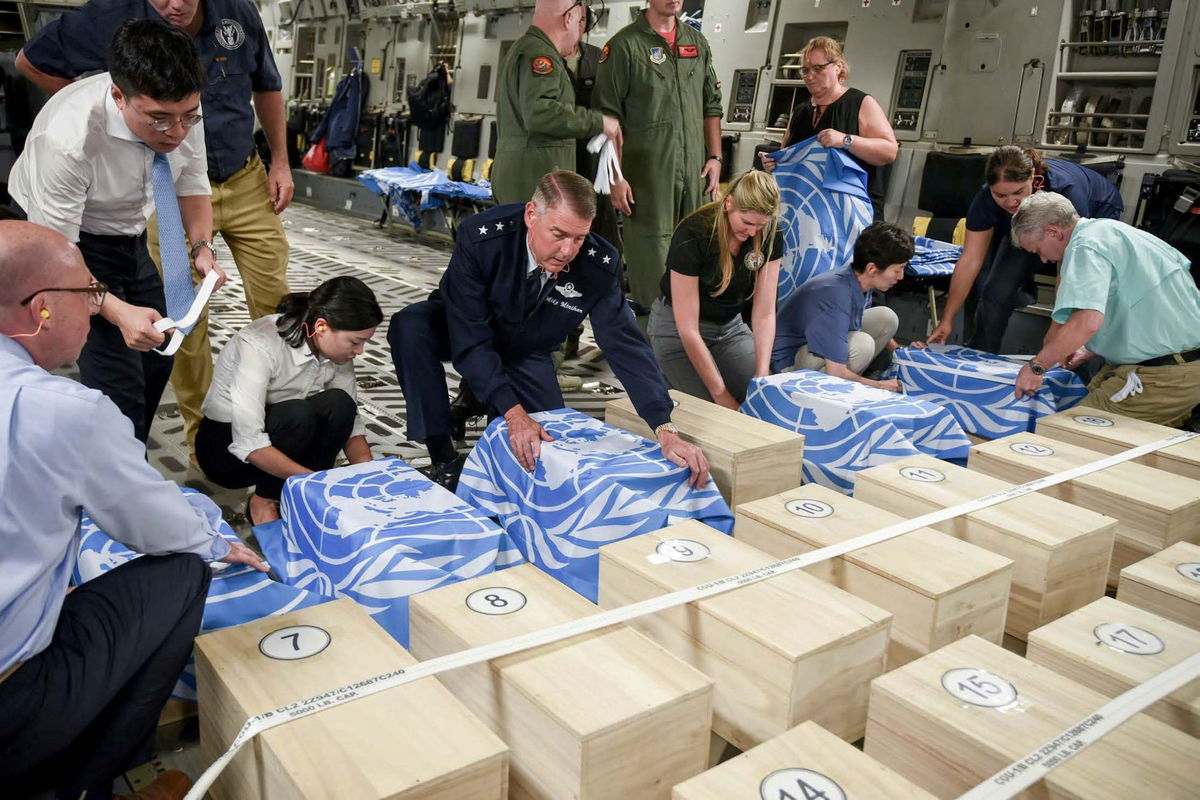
[1010,191,1200,426]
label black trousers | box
[195,388,357,500]
[0,554,211,799]
[387,298,561,443]
[967,235,1041,354]
[76,231,174,444]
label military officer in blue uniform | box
[388,170,710,489]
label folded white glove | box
[587,133,624,195]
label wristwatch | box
[654,422,680,437]
[841,134,854,150]
[189,240,216,260]
[1028,360,1047,376]
[707,155,723,164]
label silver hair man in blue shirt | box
[0,220,266,800]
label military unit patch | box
[599,43,610,64]
[649,46,667,64]
[678,45,698,58]
[531,56,554,74]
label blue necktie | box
[151,152,196,333]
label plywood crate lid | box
[408,563,713,739]
[602,520,891,658]
[194,599,507,793]
[970,433,1200,516]
[856,454,1116,547]
[607,389,804,453]
[673,721,936,799]
[736,484,1013,598]
[1121,541,1200,602]
[1036,409,1200,468]
[870,634,1200,798]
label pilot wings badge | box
[555,282,583,299]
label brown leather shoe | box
[114,769,192,800]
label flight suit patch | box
[599,44,610,64]
[531,56,554,74]
[649,46,667,64]
[678,45,698,58]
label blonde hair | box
[802,36,848,81]
[680,170,781,297]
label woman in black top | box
[647,170,784,408]
[761,36,898,220]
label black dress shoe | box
[422,453,467,492]
[449,382,486,442]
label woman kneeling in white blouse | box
[196,276,383,525]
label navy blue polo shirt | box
[23,0,282,182]
[965,158,1124,233]
[771,267,867,373]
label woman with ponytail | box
[927,145,1123,352]
[196,276,383,525]
[647,170,784,408]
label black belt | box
[1137,347,1200,368]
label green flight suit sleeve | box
[701,40,723,118]
[521,49,603,140]
[591,39,630,122]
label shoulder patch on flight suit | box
[678,45,698,58]
[531,56,554,75]
[649,46,667,64]
[599,44,610,64]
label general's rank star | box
[478,225,488,235]
[495,222,505,231]
[602,255,611,264]
[587,248,597,257]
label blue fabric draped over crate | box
[769,137,874,304]
[254,458,524,647]
[887,345,1087,438]
[456,409,734,602]
[73,489,329,701]
[907,236,963,277]
[742,371,972,494]
[359,164,493,228]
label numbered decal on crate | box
[465,587,527,615]
[900,466,946,483]
[1072,414,1114,428]
[1010,442,1055,457]
[759,768,847,800]
[941,667,1019,708]
[784,499,835,519]
[653,539,711,563]
[1176,562,1200,583]
[258,625,332,661]
[1094,623,1166,655]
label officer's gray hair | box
[1011,192,1079,247]
[531,170,597,221]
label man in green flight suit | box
[492,0,622,204]
[592,0,724,319]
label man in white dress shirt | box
[8,19,225,443]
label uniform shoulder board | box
[580,234,620,273]
[468,211,522,243]
[531,56,554,75]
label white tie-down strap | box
[1109,368,1143,404]
[587,133,624,195]
[152,270,220,357]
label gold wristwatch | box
[654,422,680,437]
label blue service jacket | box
[435,203,673,430]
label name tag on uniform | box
[678,45,698,58]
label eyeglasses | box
[800,61,834,76]
[20,280,109,309]
[564,0,597,34]
[140,111,204,133]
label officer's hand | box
[759,152,776,173]
[601,115,623,149]
[219,540,271,573]
[268,162,296,214]
[192,247,228,292]
[926,319,953,345]
[659,431,710,489]
[1014,363,1044,400]
[611,179,635,216]
[1063,347,1095,369]
[107,299,167,351]
[505,405,554,472]
[874,378,903,393]
[701,158,721,199]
